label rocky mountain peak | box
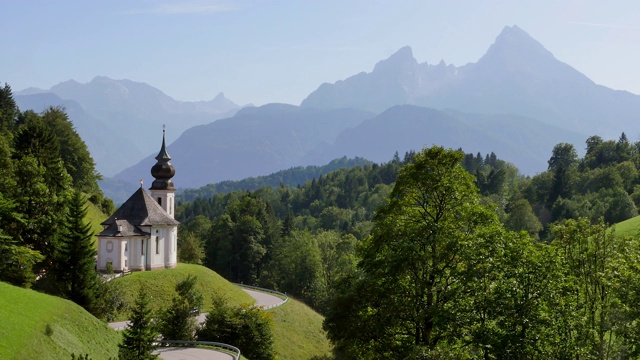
[372,46,418,74]
[480,25,554,65]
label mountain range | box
[15,25,640,200]
[302,25,640,139]
[15,76,242,176]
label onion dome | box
[150,128,175,190]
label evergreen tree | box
[158,275,203,341]
[119,290,158,360]
[0,83,18,133]
[57,190,98,312]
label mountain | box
[114,104,375,189]
[14,92,129,176]
[303,105,585,175]
[115,103,585,195]
[301,25,640,139]
[16,77,242,176]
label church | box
[96,130,179,272]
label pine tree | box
[119,290,158,360]
[0,83,18,133]
[158,275,202,341]
[57,190,98,312]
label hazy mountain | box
[302,25,640,139]
[303,105,586,175]
[17,77,242,176]
[114,104,375,189]
[14,92,130,176]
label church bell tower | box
[150,127,176,218]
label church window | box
[156,237,160,254]
[158,197,162,206]
[124,242,128,251]
[141,240,145,255]
[106,241,113,253]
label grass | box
[612,215,640,238]
[111,264,334,358]
[83,199,107,245]
[0,281,120,360]
[267,296,333,360]
[109,263,255,320]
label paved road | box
[109,285,286,359]
[154,346,235,360]
[110,287,284,330]
[242,288,285,308]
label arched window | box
[157,197,162,206]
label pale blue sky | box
[2,0,640,106]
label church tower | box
[96,127,179,273]
[150,127,176,218]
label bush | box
[197,294,275,360]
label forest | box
[176,134,640,358]
[0,83,118,319]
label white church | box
[96,130,179,272]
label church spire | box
[150,126,175,191]
[155,126,171,162]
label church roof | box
[98,219,149,237]
[100,187,180,228]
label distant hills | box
[114,104,375,189]
[302,105,586,175]
[15,76,242,176]
[113,103,584,193]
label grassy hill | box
[268,297,333,360]
[108,263,255,320]
[84,199,107,240]
[0,282,120,360]
[111,264,333,358]
[613,215,640,238]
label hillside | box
[110,264,333,359]
[108,263,255,320]
[114,104,374,189]
[0,282,120,360]
[176,156,372,202]
[612,215,640,238]
[84,199,107,240]
[268,297,333,360]
[303,105,585,175]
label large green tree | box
[325,146,506,357]
[56,190,98,313]
[550,218,629,359]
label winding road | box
[109,286,286,360]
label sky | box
[2,0,640,106]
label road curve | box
[242,288,285,308]
[155,346,235,360]
[111,284,287,359]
